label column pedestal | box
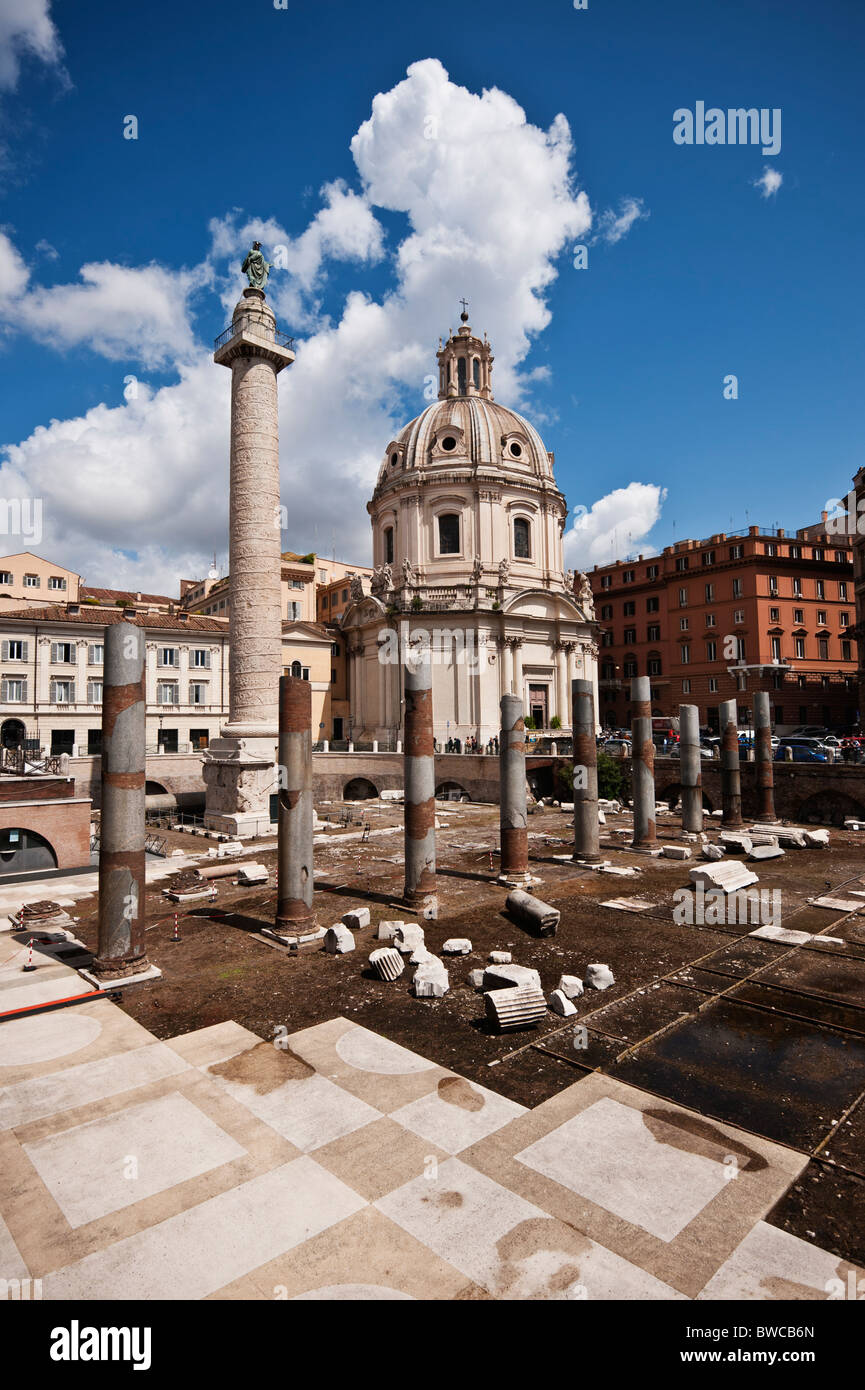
[203,734,277,838]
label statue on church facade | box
[242,242,271,290]
[575,570,595,618]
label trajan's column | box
[204,243,295,837]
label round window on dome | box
[509,441,523,458]
[441,436,457,452]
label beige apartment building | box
[0,553,81,608]
[0,604,229,757]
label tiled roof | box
[0,605,228,632]
[79,586,175,606]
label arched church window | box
[291,661,302,678]
[384,526,394,565]
[472,358,480,389]
[457,358,467,395]
[438,513,461,555]
[513,517,531,560]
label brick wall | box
[0,797,92,870]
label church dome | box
[374,310,556,495]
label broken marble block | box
[689,861,759,893]
[558,974,584,999]
[483,963,542,992]
[442,938,472,955]
[409,945,431,965]
[548,988,577,1017]
[377,920,403,941]
[748,844,785,861]
[701,843,725,861]
[394,923,425,955]
[324,924,355,955]
[484,983,547,1032]
[412,957,449,998]
[506,888,559,937]
[237,862,268,885]
[369,946,405,981]
[803,829,830,847]
[468,969,486,989]
[719,832,753,855]
[489,951,512,964]
[342,907,371,931]
[585,963,615,991]
[662,845,692,860]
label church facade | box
[340,312,598,746]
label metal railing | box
[214,322,295,353]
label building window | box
[675,557,689,572]
[818,638,829,660]
[648,657,662,676]
[647,625,660,642]
[817,610,827,627]
[769,608,779,623]
[834,551,846,564]
[190,649,211,668]
[736,637,746,660]
[88,643,103,665]
[189,729,209,750]
[815,579,825,599]
[680,644,690,665]
[601,631,613,647]
[708,677,718,693]
[798,675,807,689]
[705,613,716,627]
[647,564,659,580]
[601,604,612,621]
[839,581,848,600]
[288,601,301,621]
[646,596,659,612]
[87,729,102,755]
[157,648,178,668]
[48,576,67,590]
[623,600,636,616]
[771,637,781,660]
[789,545,801,559]
[2,640,28,662]
[678,588,688,607]
[732,579,743,598]
[0,571,12,585]
[842,640,852,661]
[87,680,102,703]
[792,578,802,597]
[23,574,40,588]
[793,608,804,624]
[795,637,805,659]
[289,579,303,590]
[680,617,689,631]
[813,548,824,562]
[601,575,612,589]
[189,683,206,705]
[624,628,636,645]
[50,642,75,664]
[50,679,74,704]
[157,682,178,705]
[623,569,635,583]
[682,679,691,694]
[765,543,777,557]
[768,578,778,597]
[623,658,637,678]
[438,513,461,555]
[706,641,717,661]
[729,545,743,560]
[1,678,26,702]
[703,550,715,566]
[331,642,339,656]
[513,517,531,559]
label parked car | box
[775,744,827,762]
[602,738,631,757]
[670,745,715,760]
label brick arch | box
[0,822,58,870]
[657,781,715,814]
[794,789,865,828]
[343,777,380,801]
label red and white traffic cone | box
[170,914,181,943]
[22,938,36,972]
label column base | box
[404,891,438,921]
[83,959,161,989]
[203,735,278,839]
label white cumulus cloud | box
[563,483,667,571]
[0,0,63,91]
[590,196,649,246]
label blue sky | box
[0,0,862,590]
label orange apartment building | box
[591,521,859,734]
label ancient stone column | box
[92,622,150,980]
[275,675,316,939]
[205,287,295,837]
[754,690,778,822]
[630,676,658,850]
[499,693,529,881]
[404,649,437,918]
[719,698,743,827]
[679,703,703,833]
[572,678,601,862]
